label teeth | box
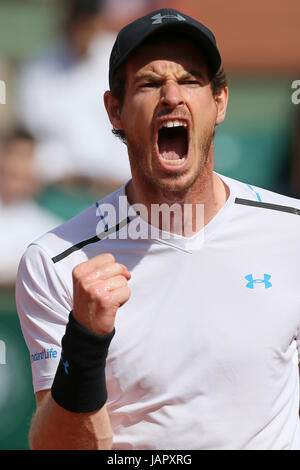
[161,120,187,129]
[161,156,187,165]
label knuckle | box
[119,286,131,306]
[98,291,113,309]
[102,253,115,264]
[89,282,111,309]
[88,282,105,297]
[125,286,131,297]
[118,275,128,285]
[72,264,82,280]
[77,276,89,292]
[115,262,126,272]
[120,284,130,297]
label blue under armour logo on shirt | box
[60,350,69,375]
[245,274,272,289]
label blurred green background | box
[0,1,101,449]
[0,0,299,449]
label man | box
[16,8,300,450]
[0,129,61,285]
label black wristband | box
[51,311,115,413]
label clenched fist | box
[72,253,131,335]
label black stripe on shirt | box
[52,217,131,264]
[235,197,300,215]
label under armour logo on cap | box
[151,12,186,24]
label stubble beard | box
[126,122,216,195]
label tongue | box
[159,133,186,160]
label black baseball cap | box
[109,8,222,89]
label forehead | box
[125,36,208,79]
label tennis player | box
[16,8,300,450]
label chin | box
[150,170,202,194]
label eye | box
[182,79,200,86]
[141,82,159,88]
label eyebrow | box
[134,69,205,84]
[134,72,162,84]
[179,70,205,80]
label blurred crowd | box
[0,0,179,286]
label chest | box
[106,242,300,400]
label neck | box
[126,161,229,238]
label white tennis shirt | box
[16,173,300,450]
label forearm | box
[30,391,113,450]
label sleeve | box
[296,328,300,364]
[15,243,73,393]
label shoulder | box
[21,186,127,266]
[16,186,128,314]
[219,173,300,248]
[220,173,300,214]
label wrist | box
[51,311,115,413]
[72,309,115,336]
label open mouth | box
[157,120,189,166]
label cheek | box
[193,97,218,130]
[121,93,155,135]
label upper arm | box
[15,244,71,394]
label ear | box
[215,86,229,125]
[104,91,123,130]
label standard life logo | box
[31,348,58,362]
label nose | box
[159,80,184,109]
